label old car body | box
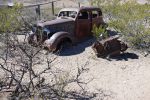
[28,7,106,51]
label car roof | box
[60,8,79,12]
[59,7,101,12]
[79,6,101,11]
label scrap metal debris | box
[92,35,128,58]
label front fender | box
[44,31,73,51]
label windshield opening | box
[58,11,77,19]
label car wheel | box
[55,39,72,53]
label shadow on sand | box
[107,30,118,36]
[107,52,139,61]
[56,30,138,58]
[58,37,95,56]
[58,30,118,56]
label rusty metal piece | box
[92,35,128,57]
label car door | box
[76,11,91,40]
[92,10,103,28]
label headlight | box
[43,28,50,35]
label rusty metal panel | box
[48,21,75,35]
[92,36,128,57]
[76,19,91,39]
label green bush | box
[92,24,108,40]
[0,3,22,33]
[92,0,150,50]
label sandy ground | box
[0,36,150,100]
[0,32,150,100]
[28,37,150,100]
[47,38,150,100]
[0,32,149,100]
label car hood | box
[37,18,75,27]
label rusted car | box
[28,7,106,52]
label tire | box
[54,39,72,52]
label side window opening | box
[78,11,89,19]
[92,10,102,18]
[92,11,98,18]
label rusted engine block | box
[92,36,128,57]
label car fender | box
[44,31,74,51]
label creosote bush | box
[92,0,150,51]
[0,3,23,33]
